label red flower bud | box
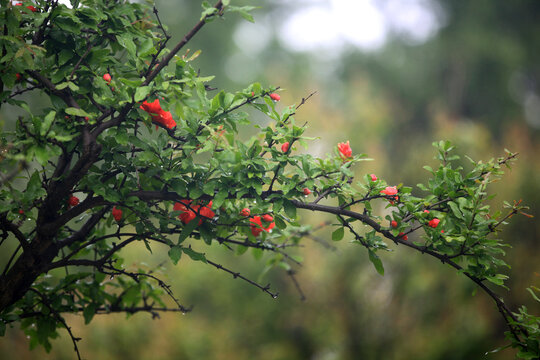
[428,218,440,228]
[269,93,280,101]
[240,208,250,217]
[281,142,289,153]
[391,220,398,228]
[337,141,352,160]
[423,209,430,213]
[15,73,22,82]
[370,174,377,181]
[303,188,311,196]
[68,196,79,207]
[19,209,24,214]
[84,117,89,122]
[262,214,274,222]
[103,73,112,84]
[112,206,122,222]
[398,232,408,241]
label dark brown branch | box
[28,288,82,360]
[0,213,30,252]
[206,258,278,299]
[143,0,224,86]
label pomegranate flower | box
[380,186,398,196]
[281,142,289,153]
[240,208,251,217]
[381,186,399,204]
[398,232,408,241]
[337,141,352,160]
[303,188,311,196]
[140,99,177,129]
[391,220,398,228]
[174,200,214,226]
[250,216,275,237]
[370,174,377,181]
[112,207,122,222]
[428,218,440,228]
[269,93,280,101]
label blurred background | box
[1,0,539,359]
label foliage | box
[0,0,538,359]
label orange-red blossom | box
[337,141,352,161]
[249,216,275,237]
[140,99,176,129]
[174,200,215,225]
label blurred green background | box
[1,0,539,359]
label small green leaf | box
[65,107,91,118]
[183,247,207,263]
[83,304,96,324]
[332,227,344,241]
[283,199,297,219]
[40,111,56,136]
[168,245,183,265]
[134,86,151,102]
[177,218,199,244]
[368,250,385,275]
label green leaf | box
[83,304,96,324]
[332,227,344,241]
[117,34,136,56]
[368,250,385,275]
[170,179,187,197]
[283,199,297,219]
[40,111,56,136]
[65,107,91,118]
[183,247,207,263]
[134,86,151,102]
[168,245,182,265]
[177,218,199,244]
[199,225,214,245]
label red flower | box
[262,214,274,222]
[337,141,352,160]
[68,196,79,207]
[269,93,280,101]
[15,73,22,82]
[112,207,122,222]
[391,220,398,228]
[249,216,275,237]
[281,142,289,153]
[155,110,176,129]
[428,218,440,228]
[15,3,37,12]
[18,209,24,214]
[103,73,112,84]
[140,99,177,129]
[140,99,162,114]
[370,174,377,181]
[398,232,408,241]
[423,209,430,213]
[380,186,398,196]
[174,200,214,225]
[240,208,250,217]
[303,188,311,196]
